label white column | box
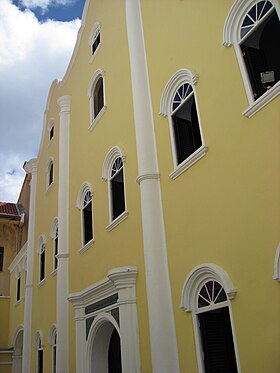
[74,308,86,373]
[22,158,37,373]
[125,1,180,372]
[56,95,71,373]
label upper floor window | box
[46,158,54,190]
[88,69,106,129]
[50,219,58,272]
[48,118,55,142]
[15,265,21,302]
[35,332,44,373]
[223,0,280,117]
[102,147,128,231]
[48,325,57,373]
[77,183,94,252]
[38,236,46,283]
[89,22,101,62]
[160,69,207,179]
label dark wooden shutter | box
[241,45,268,99]
[198,307,238,373]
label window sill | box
[170,145,208,179]
[15,300,20,306]
[243,81,280,118]
[38,279,45,288]
[89,106,106,132]
[106,211,128,232]
[51,269,57,277]
[46,182,54,194]
[79,239,94,254]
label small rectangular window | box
[0,247,4,271]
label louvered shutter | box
[198,307,238,373]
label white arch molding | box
[12,325,24,373]
[273,242,280,281]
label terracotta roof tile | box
[0,202,20,220]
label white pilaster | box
[125,1,180,372]
[22,158,37,373]
[57,95,71,373]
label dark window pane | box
[92,33,100,55]
[83,202,93,244]
[0,247,4,272]
[38,349,43,373]
[94,78,104,118]
[49,126,54,140]
[40,250,45,282]
[111,169,125,220]
[49,163,54,185]
[16,276,21,301]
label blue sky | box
[0,0,86,202]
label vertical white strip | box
[125,1,180,372]
[22,159,37,373]
[74,308,86,373]
[57,96,70,373]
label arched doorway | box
[12,327,23,373]
[89,317,122,373]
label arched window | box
[48,118,55,142]
[102,147,128,230]
[37,236,46,283]
[88,69,106,129]
[160,69,207,179]
[223,0,280,117]
[181,264,240,373]
[50,219,58,272]
[88,22,101,61]
[48,325,57,373]
[34,331,44,373]
[77,183,94,251]
[46,158,54,189]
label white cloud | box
[20,0,75,11]
[0,0,81,202]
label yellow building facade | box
[2,0,280,372]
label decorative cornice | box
[136,172,160,184]
[57,95,71,114]
[56,253,69,259]
[23,158,37,175]
[102,146,126,181]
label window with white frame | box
[160,69,207,179]
[88,69,106,129]
[15,265,21,302]
[51,219,58,272]
[77,183,94,251]
[48,325,57,373]
[88,22,101,61]
[102,147,128,230]
[48,118,55,142]
[35,332,44,373]
[223,0,280,117]
[46,158,54,189]
[38,237,46,283]
[181,264,240,373]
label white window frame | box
[47,118,55,143]
[223,0,280,117]
[50,218,58,274]
[181,263,240,373]
[77,182,94,253]
[102,147,128,231]
[88,22,101,63]
[34,331,44,373]
[87,69,106,130]
[273,242,280,281]
[37,236,46,285]
[48,325,57,373]
[46,157,54,191]
[160,68,208,179]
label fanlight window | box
[171,83,202,165]
[110,157,125,220]
[239,1,280,99]
[198,280,227,309]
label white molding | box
[8,241,27,273]
[88,105,106,131]
[87,69,106,128]
[243,81,280,117]
[34,330,44,349]
[102,147,126,181]
[136,171,160,184]
[79,239,94,254]
[273,242,280,281]
[76,182,93,209]
[160,68,199,116]
[169,145,208,179]
[106,211,128,232]
[88,22,101,46]
[181,263,237,312]
[48,324,57,345]
[68,267,140,373]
